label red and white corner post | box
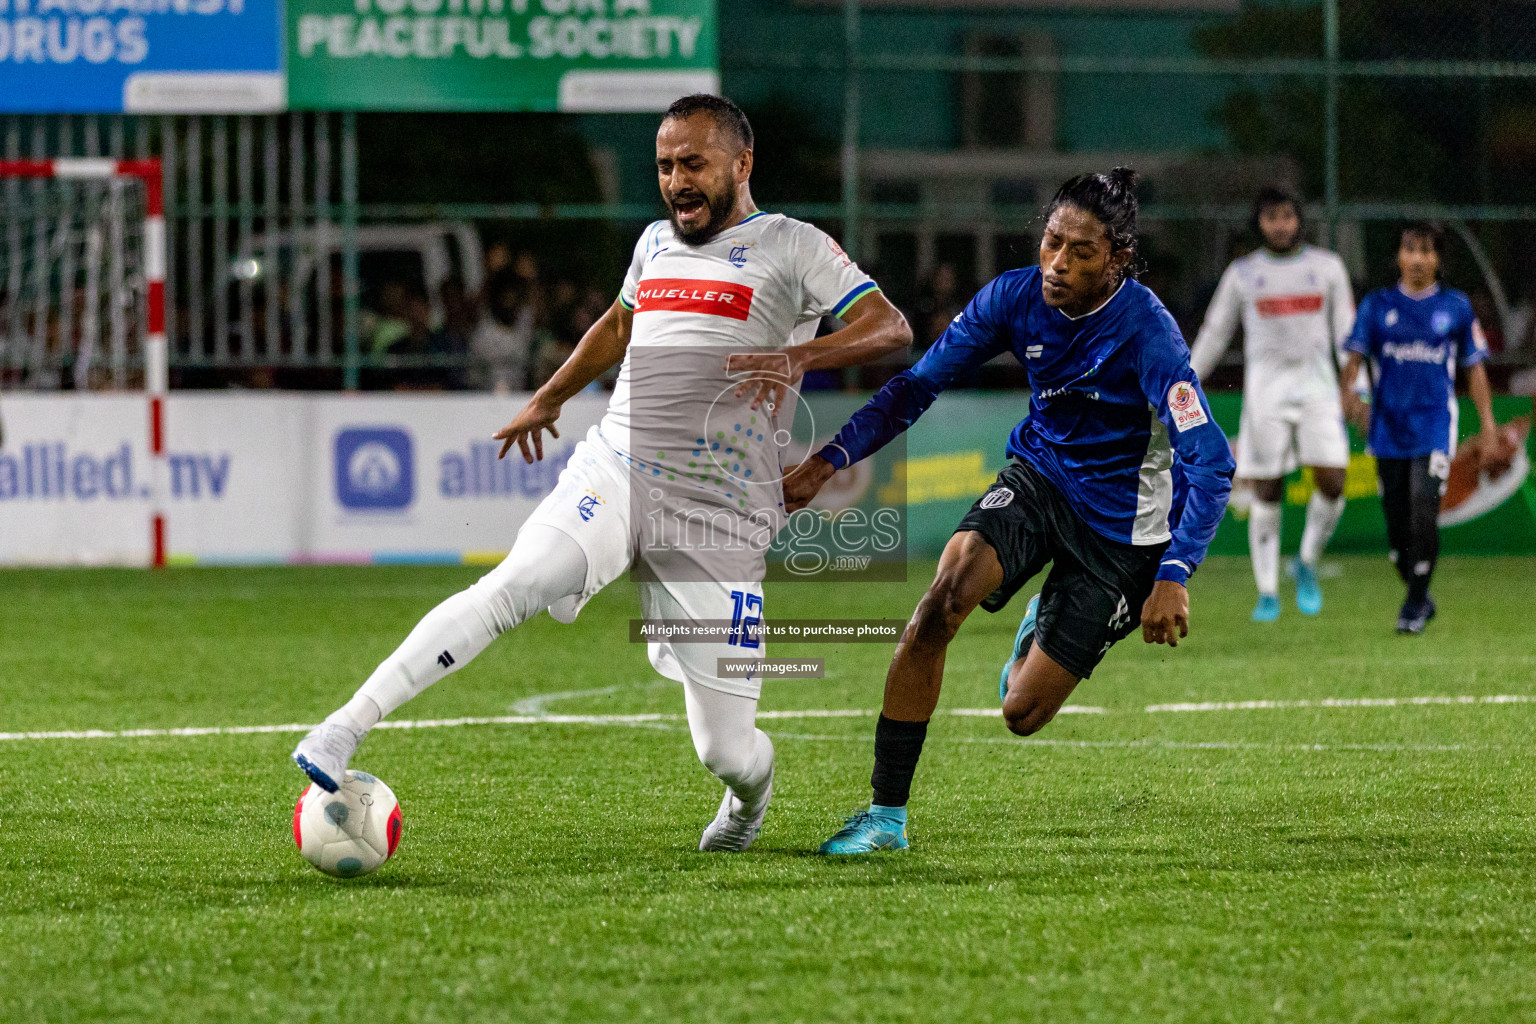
[132,159,169,568]
[2,158,168,564]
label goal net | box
[0,159,164,391]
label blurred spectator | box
[547,278,581,339]
[359,279,432,390]
[467,251,541,394]
[529,277,608,391]
[425,275,477,390]
[1469,289,1505,355]
[365,280,422,356]
[1504,278,1536,362]
[540,284,615,393]
[483,240,513,280]
[912,263,966,347]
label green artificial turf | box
[1,557,1534,1022]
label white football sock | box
[1249,499,1282,596]
[683,678,774,814]
[1299,492,1346,567]
[328,693,382,734]
[351,524,588,720]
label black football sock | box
[870,714,929,809]
[1406,559,1436,606]
[1405,467,1441,607]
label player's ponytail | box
[1048,167,1142,280]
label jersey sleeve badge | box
[1472,318,1490,352]
[825,235,854,268]
[1167,381,1209,432]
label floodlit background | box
[5,0,1536,394]
[3,0,1533,566]
[3,6,1536,1022]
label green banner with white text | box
[287,0,717,111]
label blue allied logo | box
[728,244,751,268]
[335,427,414,510]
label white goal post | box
[0,158,168,566]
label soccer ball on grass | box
[293,770,402,878]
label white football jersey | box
[1190,245,1356,402]
[598,211,877,515]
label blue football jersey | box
[1344,284,1488,459]
[818,267,1235,586]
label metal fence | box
[4,0,1535,390]
[1,112,364,387]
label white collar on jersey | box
[1057,278,1126,322]
[1397,281,1441,301]
[713,210,768,236]
[1257,245,1309,261]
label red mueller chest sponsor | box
[635,278,753,321]
[1254,293,1324,318]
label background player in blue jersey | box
[1340,222,1504,634]
[782,169,1235,854]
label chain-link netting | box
[0,175,147,390]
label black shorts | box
[955,458,1168,679]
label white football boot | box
[698,765,774,852]
[292,721,365,793]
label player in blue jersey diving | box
[781,168,1236,854]
[1339,222,1504,635]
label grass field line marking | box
[4,693,1532,743]
[948,706,1105,716]
[1145,694,1536,713]
[763,732,1478,753]
[0,715,675,742]
[0,721,1480,755]
[510,685,629,716]
[759,707,1108,719]
[0,709,1017,742]
[509,681,673,716]
[0,723,319,741]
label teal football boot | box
[1293,558,1323,616]
[999,594,1040,703]
[1252,593,1281,622]
[818,809,909,854]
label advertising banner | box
[299,393,603,561]
[0,392,607,565]
[0,0,284,113]
[0,394,150,563]
[893,392,1536,558]
[286,0,718,111]
[0,391,1530,567]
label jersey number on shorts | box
[729,590,763,649]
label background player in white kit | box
[291,95,911,851]
[1190,187,1356,621]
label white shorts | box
[520,426,767,699]
[1236,393,1350,479]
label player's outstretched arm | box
[782,277,1014,512]
[789,291,911,373]
[1141,581,1190,647]
[732,291,911,413]
[1466,362,1510,476]
[1188,264,1241,382]
[1339,351,1371,433]
[782,455,837,513]
[1135,330,1235,644]
[494,299,633,462]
